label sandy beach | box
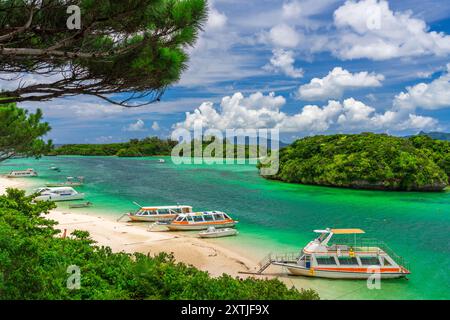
[0,176,261,278]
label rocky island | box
[260,133,450,192]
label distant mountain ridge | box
[417,131,450,141]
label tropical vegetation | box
[260,133,449,191]
[49,137,177,157]
[0,189,319,300]
[0,0,207,107]
[0,103,53,162]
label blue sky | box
[9,0,450,143]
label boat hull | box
[198,229,238,238]
[274,263,407,279]
[168,221,237,231]
[34,193,85,202]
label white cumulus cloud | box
[264,49,304,78]
[298,67,385,101]
[394,65,450,110]
[124,119,146,132]
[151,121,161,131]
[268,24,302,48]
[175,92,437,134]
[332,0,450,60]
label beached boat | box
[34,187,85,202]
[198,226,238,238]
[69,201,93,208]
[167,211,238,231]
[7,168,38,178]
[260,228,410,279]
[128,205,192,222]
[46,176,85,187]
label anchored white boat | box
[46,176,85,187]
[7,169,38,178]
[158,159,165,163]
[167,211,238,231]
[34,187,85,202]
[128,205,192,222]
[198,226,238,238]
[258,228,410,279]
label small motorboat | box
[158,159,165,163]
[46,176,84,187]
[198,227,238,238]
[50,166,60,171]
[7,168,38,178]
[69,201,93,209]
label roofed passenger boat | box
[127,205,192,222]
[167,211,238,231]
[265,228,410,279]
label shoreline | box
[0,176,263,279]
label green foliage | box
[261,133,449,191]
[0,0,208,106]
[0,189,319,300]
[49,137,177,157]
[0,103,53,162]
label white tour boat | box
[167,211,238,231]
[46,176,85,187]
[128,205,193,222]
[34,187,85,202]
[198,226,238,238]
[260,228,410,279]
[7,169,38,178]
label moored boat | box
[34,187,85,202]
[69,201,93,208]
[7,168,38,178]
[167,211,238,231]
[46,176,85,187]
[264,228,410,279]
[198,226,238,238]
[127,205,192,222]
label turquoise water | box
[1,156,449,300]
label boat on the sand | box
[128,205,193,222]
[167,211,238,231]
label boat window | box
[222,213,231,220]
[187,215,194,222]
[193,216,204,222]
[182,207,191,213]
[139,211,148,216]
[173,208,182,214]
[359,257,381,266]
[338,257,359,265]
[158,209,170,214]
[203,215,214,221]
[315,256,337,265]
[175,216,184,222]
[382,257,392,266]
[214,214,225,221]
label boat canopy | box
[331,228,365,234]
[141,205,192,210]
